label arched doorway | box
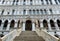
[25,20,32,31]
[3,20,8,30]
[57,19,60,29]
[10,20,15,29]
[50,20,55,29]
[43,20,48,29]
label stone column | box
[6,23,10,30]
[35,10,37,15]
[32,22,35,31]
[55,22,59,30]
[18,23,21,28]
[48,22,52,31]
[14,22,18,29]
[1,23,4,30]
[22,22,25,31]
[35,20,38,28]
[40,21,43,29]
[26,9,28,15]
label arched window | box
[0,20,2,26]
[37,9,39,15]
[12,9,15,15]
[43,20,48,29]
[50,20,55,29]
[44,9,47,14]
[10,20,15,29]
[49,9,53,14]
[3,20,8,30]
[40,9,43,14]
[1,10,4,15]
[33,10,35,15]
[57,20,60,29]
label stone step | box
[13,31,45,41]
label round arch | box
[10,20,15,29]
[43,20,48,29]
[25,20,32,31]
[3,20,8,30]
[57,19,60,29]
[50,20,55,29]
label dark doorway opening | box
[25,20,32,31]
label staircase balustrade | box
[0,28,22,41]
[36,28,60,41]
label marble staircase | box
[13,31,45,41]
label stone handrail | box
[0,29,22,41]
[36,28,60,41]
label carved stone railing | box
[0,5,59,9]
[35,28,60,41]
[0,14,60,19]
[0,28,22,41]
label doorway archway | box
[3,20,8,30]
[57,19,60,29]
[10,20,15,29]
[43,20,48,29]
[25,20,32,31]
[50,20,55,29]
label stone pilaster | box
[14,22,18,29]
[48,22,52,31]
[1,23,4,30]
[22,22,25,31]
[32,22,35,31]
[40,21,43,29]
[55,22,59,30]
[6,23,10,30]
